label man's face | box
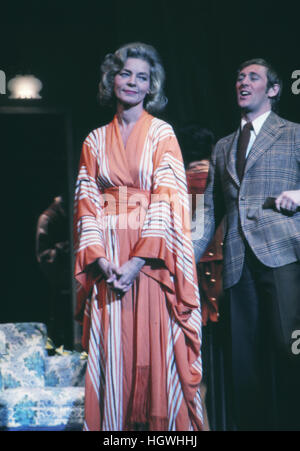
[236,64,273,117]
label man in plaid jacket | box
[193,58,300,430]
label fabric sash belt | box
[102,186,151,216]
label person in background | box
[178,125,224,431]
[36,193,71,347]
[73,42,203,431]
[178,125,223,325]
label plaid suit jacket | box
[193,112,300,289]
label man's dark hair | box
[177,125,215,167]
[237,58,282,111]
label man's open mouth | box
[240,90,251,97]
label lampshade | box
[7,74,43,99]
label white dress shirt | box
[241,110,271,158]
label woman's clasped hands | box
[97,257,145,298]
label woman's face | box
[114,57,151,108]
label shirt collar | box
[241,110,271,136]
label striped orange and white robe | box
[74,110,203,431]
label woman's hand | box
[108,257,146,297]
[97,257,118,288]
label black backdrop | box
[1,0,300,151]
[0,0,299,342]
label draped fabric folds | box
[74,110,203,431]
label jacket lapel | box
[225,112,286,186]
[243,112,285,177]
[225,129,240,187]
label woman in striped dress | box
[74,42,203,431]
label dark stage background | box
[0,0,299,348]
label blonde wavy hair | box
[98,42,168,113]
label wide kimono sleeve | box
[131,121,200,313]
[73,134,107,318]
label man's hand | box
[107,257,145,297]
[275,190,300,213]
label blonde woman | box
[74,42,202,431]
